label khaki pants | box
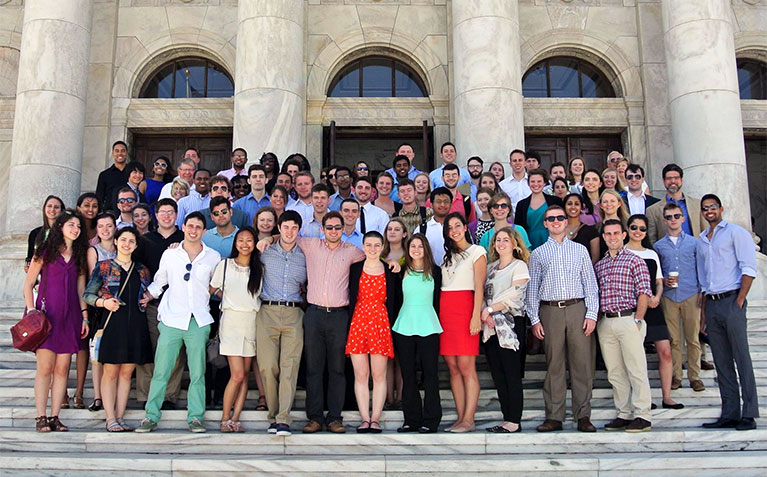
[661,295,701,382]
[539,301,595,421]
[135,302,186,402]
[256,305,304,425]
[598,315,652,421]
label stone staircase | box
[1,304,767,475]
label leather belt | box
[604,308,636,318]
[308,304,347,313]
[541,298,584,308]
[263,301,302,308]
[706,289,739,301]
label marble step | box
[3,406,766,431]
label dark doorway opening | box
[524,134,623,171]
[746,135,767,252]
[131,130,234,175]
[323,124,434,175]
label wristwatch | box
[486,306,493,314]
[634,318,642,325]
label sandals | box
[61,393,70,409]
[88,399,103,412]
[369,421,382,434]
[116,417,134,432]
[255,397,267,411]
[36,416,51,433]
[73,394,85,409]
[220,420,235,433]
[356,421,371,434]
[47,416,69,432]
[106,418,124,432]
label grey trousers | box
[706,294,760,419]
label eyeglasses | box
[184,263,192,281]
[626,174,642,180]
[356,166,369,171]
[156,210,175,216]
[118,198,136,204]
[544,215,567,223]
[211,209,230,217]
[490,203,510,210]
[467,164,483,170]
[324,225,343,231]
[153,161,168,168]
[663,213,683,220]
[629,225,647,232]
[701,204,719,211]
[211,185,228,192]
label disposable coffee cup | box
[669,271,679,288]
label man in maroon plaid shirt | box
[595,219,654,433]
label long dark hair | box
[154,156,175,183]
[35,195,66,252]
[35,209,89,276]
[76,192,99,228]
[404,233,435,281]
[581,169,605,215]
[626,214,653,249]
[442,212,472,268]
[228,226,263,296]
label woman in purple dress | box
[23,210,90,432]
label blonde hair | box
[598,189,629,224]
[601,168,625,191]
[489,226,530,264]
[171,177,190,197]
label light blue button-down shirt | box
[300,215,325,239]
[329,190,356,212]
[233,192,271,224]
[176,190,211,227]
[259,241,307,303]
[342,228,363,249]
[696,220,757,294]
[429,165,472,189]
[201,226,238,259]
[654,231,700,302]
[385,165,421,182]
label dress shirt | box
[499,174,531,215]
[328,190,356,211]
[429,165,472,189]
[159,180,195,200]
[394,205,433,235]
[298,238,364,307]
[654,232,700,302]
[594,247,652,314]
[385,165,421,182]
[116,216,133,230]
[96,164,127,212]
[200,206,250,230]
[286,198,314,225]
[233,192,271,224]
[356,202,389,234]
[216,167,248,181]
[341,228,364,249]
[696,220,757,294]
[176,190,211,227]
[300,214,325,238]
[666,194,693,236]
[147,241,222,330]
[201,226,238,258]
[525,237,599,324]
[259,241,307,302]
[626,191,647,215]
[425,217,446,266]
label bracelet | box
[81,308,88,313]
[83,319,89,323]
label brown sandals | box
[47,416,69,432]
[35,416,51,433]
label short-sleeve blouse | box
[210,259,261,313]
[441,244,486,291]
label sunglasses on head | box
[544,215,567,223]
[629,225,647,232]
[184,263,192,281]
[663,213,683,220]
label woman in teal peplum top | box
[392,233,443,433]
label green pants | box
[145,319,210,423]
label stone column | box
[6,0,93,234]
[451,0,524,166]
[662,0,750,228]
[233,1,305,163]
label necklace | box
[114,258,131,268]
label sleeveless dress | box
[37,256,83,354]
[392,272,442,336]
[632,249,670,343]
[98,266,153,364]
[526,202,549,250]
[144,179,165,212]
[345,271,394,357]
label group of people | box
[22,141,759,436]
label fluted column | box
[451,0,524,166]
[662,0,750,228]
[6,0,93,234]
[233,0,305,162]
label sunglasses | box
[184,263,192,281]
[663,213,683,220]
[625,174,642,180]
[608,157,621,163]
[324,225,343,231]
[629,225,647,232]
[233,184,248,189]
[211,209,230,217]
[356,166,369,171]
[701,204,719,211]
[490,203,510,210]
[544,215,567,223]
[233,155,247,159]
[153,161,168,168]
[118,198,136,204]
[211,185,228,192]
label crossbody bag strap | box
[101,262,135,332]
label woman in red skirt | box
[440,212,487,433]
[346,231,403,433]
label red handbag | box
[11,268,51,352]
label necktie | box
[360,206,367,234]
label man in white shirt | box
[286,171,315,224]
[353,176,389,234]
[159,157,197,200]
[499,149,531,214]
[622,164,659,216]
[425,187,453,266]
[216,147,248,181]
[136,211,221,434]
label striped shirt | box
[175,190,211,227]
[259,241,307,303]
[595,247,653,313]
[525,236,600,325]
[298,237,364,307]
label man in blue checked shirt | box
[526,205,599,433]
[697,194,759,431]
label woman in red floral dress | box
[346,231,402,433]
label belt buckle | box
[556,300,567,309]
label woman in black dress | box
[624,215,683,410]
[84,227,153,432]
